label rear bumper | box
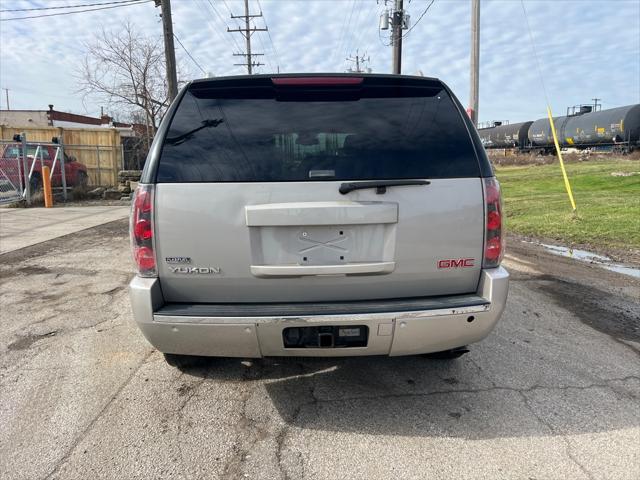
[129,267,509,357]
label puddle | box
[531,242,640,279]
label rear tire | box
[422,346,470,360]
[76,171,89,189]
[30,173,42,193]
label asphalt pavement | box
[0,216,638,480]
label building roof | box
[0,106,145,135]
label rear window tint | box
[156,82,479,182]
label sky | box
[0,0,639,124]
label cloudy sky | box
[1,0,639,123]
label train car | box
[478,121,533,149]
[528,104,640,150]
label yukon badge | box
[169,266,222,275]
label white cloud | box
[1,0,638,123]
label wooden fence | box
[0,126,124,186]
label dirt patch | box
[0,219,128,290]
[0,219,128,266]
[536,278,640,344]
[101,285,126,295]
[8,331,57,351]
[176,383,194,396]
[507,237,640,347]
[17,265,51,275]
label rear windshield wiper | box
[339,180,430,195]
[165,118,224,145]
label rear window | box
[156,79,479,182]
[2,146,48,158]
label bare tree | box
[78,21,175,135]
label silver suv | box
[129,74,509,366]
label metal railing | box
[0,134,68,205]
[0,152,23,205]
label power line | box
[255,27,274,72]
[520,0,550,105]
[220,0,235,18]
[331,0,355,65]
[0,0,145,13]
[343,0,367,65]
[220,0,243,34]
[335,0,358,66]
[204,0,243,53]
[361,2,386,57]
[402,0,435,39]
[256,0,281,70]
[228,0,267,74]
[350,1,378,62]
[196,0,241,56]
[0,0,151,21]
[520,0,577,212]
[173,33,207,75]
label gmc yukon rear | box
[129,74,509,365]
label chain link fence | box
[0,136,68,205]
[1,131,147,204]
[0,143,25,205]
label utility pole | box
[346,50,370,73]
[592,97,601,111]
[379,1,408,74]
[155,0,178,101]
[391,0,404,75]
[228,0,267,74]
[469,0,480,126]
[3,88,10,110]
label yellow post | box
[547,106,577,211]
[41,166,53,208]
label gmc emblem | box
[438,258,475,269]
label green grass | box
[495,159,640,250]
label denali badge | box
[169,266,222,275]
[165,257,191,264]
[438,258,475,269]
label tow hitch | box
[283,325,369,348]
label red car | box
[0,144,89,192]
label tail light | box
[130,184,157,277]
[483,177,504,268]
[271,77,363,86]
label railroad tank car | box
[478,121,533,149]
[528,104,640,148]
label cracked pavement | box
[0,218,639,479]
